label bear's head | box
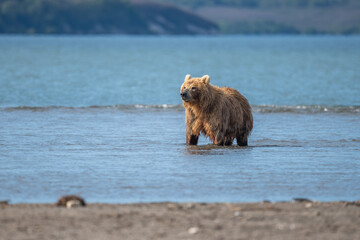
[180,74,210,103]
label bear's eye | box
[191,87,197,90]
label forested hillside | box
[0,0,218,34]
[154,0,360,34]
[1,0,359,34]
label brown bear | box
[180,74,253,146]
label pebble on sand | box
[188,227,199,235]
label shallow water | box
[0,106,359,203]
[0,35,359,203]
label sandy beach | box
[1,201,359,240]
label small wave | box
[132,104,183,109]
[1,104,359,114]
[1,104,184,112]
[252,105,360,114]
[2,106,66,112]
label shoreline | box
[1,201,359,240]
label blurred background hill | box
[1,0,359,34]
[0,0,218,34]
[155,0,360,34]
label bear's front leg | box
[187,134,199,145]
[185,109,199,145]
[212,127,225,146]
[186,127,199,145]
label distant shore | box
[1,201,359,240]
[1,0,359,35]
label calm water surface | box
[0,35,359,203]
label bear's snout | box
[180,90,190,102]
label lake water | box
[0,35,359,203]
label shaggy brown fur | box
[56,195,86,207]
[180,74,253,146]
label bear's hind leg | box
[214,137,233,146]
[214,132,225,146]
[216,141,224,146]
[224,136,234,146]
[236,134,248,146]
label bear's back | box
[219,87,249,107]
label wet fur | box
[181,75,253,146]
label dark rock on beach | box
[292,198,313,203]
[56,195,86,208]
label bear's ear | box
[184,74,191,82]
[201,75,210,84]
